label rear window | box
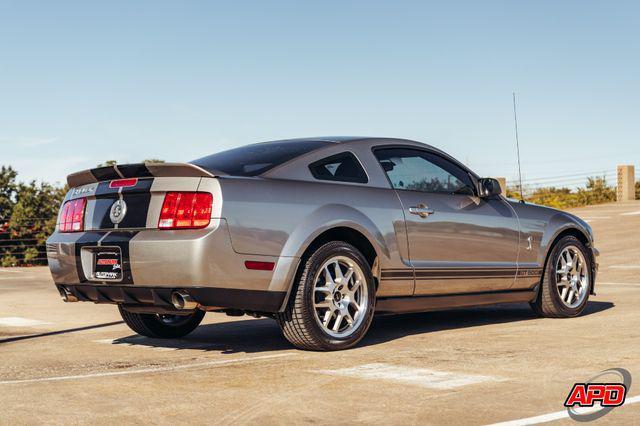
[191,140,332,177]
[309,152,368,183]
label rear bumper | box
[56,283,286,313]
[46,220,299,300]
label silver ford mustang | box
[47,137,598,351]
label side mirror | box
[478,178,502,198]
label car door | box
[373,147,520,295]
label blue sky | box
[1,1,638,187]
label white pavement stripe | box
[609,265,640,269]
[598,282,640,286]
[579,216,611,220]
[0,317,50,327]
[316,363,505,390]
[0,269,24,274]
[0,353,296,385]
[486,395,640,426]
[621,210,640,216]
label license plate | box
[94,250,123,280]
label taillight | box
[59,198,87,232]
[158,192,213,230]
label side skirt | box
[375,288,538,315]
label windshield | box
[191,140,332,176]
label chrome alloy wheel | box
[555,245,589,308]
[312,255,368,338]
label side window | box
[309,152,368,183]
[374,148,475,195]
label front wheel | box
[530,235,592,318]
[118,305,205,338]
[276,241,376,351]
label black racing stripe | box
[119,192,151,228]
[120,177,153,194]
[91,195,118,229]
[415,276,516,281]
[380,277,414,281]
[415,270,519,278]
[95,181,119,196]
[94,177,153,196]
[381,270,413,278]
[100,231,139,284]
[117,163,153,178]
[74,232,106,283]
[91,178,154,229]
[91,166,121,181]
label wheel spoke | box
[560,286,568,300]
[323,266,335,287]
[350,279,362,295]
[567,289,575,304]
[344,312,354,326]
[344,268,354,284]
[333,313,343,332]
[333,261,344,282]
[322,309,333,327]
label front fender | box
[538,211,593,265]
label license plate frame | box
[93,248,123,281]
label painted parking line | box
[316,363,505,390]
[579,216,611,220]
[621,210,640,216]
[0,317,50,327]
[609,265,640,270]
[486,394,640,425]
[0,269,24,274]
[0,353,296,385]
[597,282,640,286]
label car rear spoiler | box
[67,163,224,187]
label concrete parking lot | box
[1,201,639,425]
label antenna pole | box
[512,92,524,202]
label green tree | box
[636,180,640,199]
[5,181,66,265]
[0,166,18,223]
[97,160,118,167]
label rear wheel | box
[276,241,376,351]
[530,235,592,317]
[118,305,205,338]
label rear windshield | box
[191,140,332,176]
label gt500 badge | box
[110,199,127,224]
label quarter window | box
[374,148,474,195]
[309,152,368,183]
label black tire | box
[276,241,376,351]
[530,235,592,318]
[118,305,205,338]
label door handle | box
[409,204,435,218]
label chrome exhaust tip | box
[171,291,198,310]
[59,287,78,303]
